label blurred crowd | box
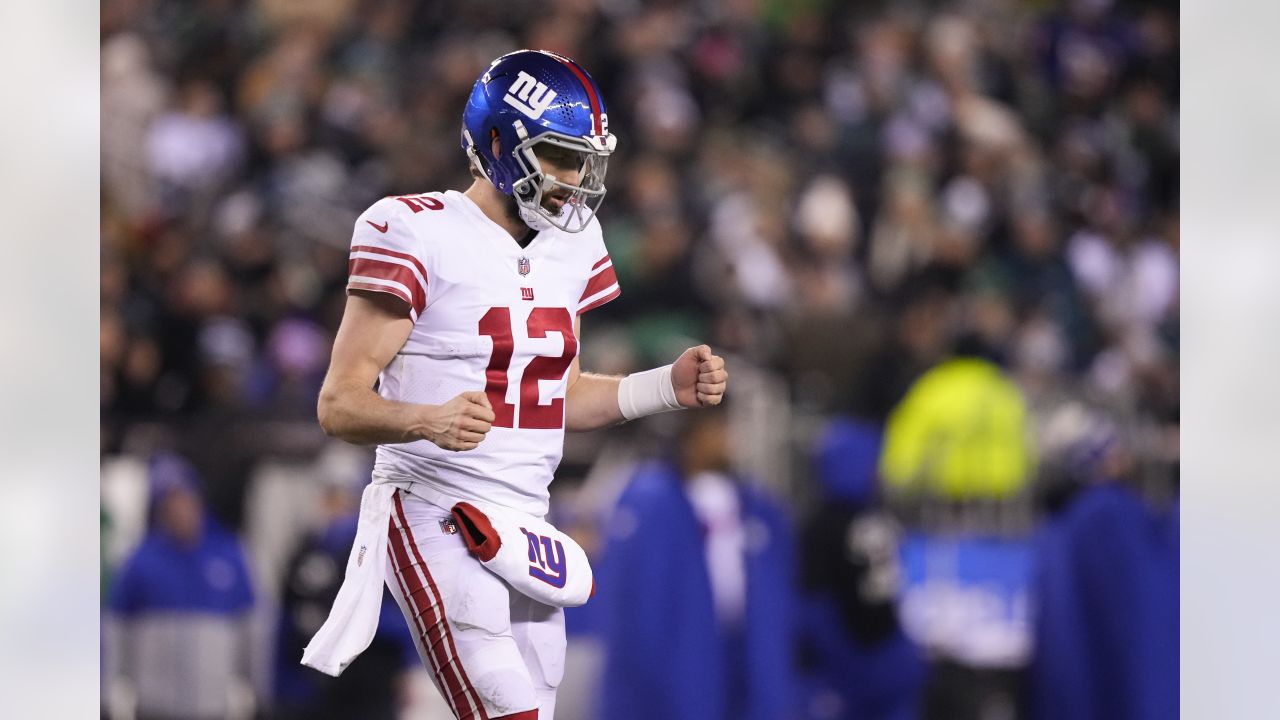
[100,0,1179,718]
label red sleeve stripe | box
[577,285,621,315]
[578,265,618,303]
[349,251,427,300]
[346,280,421,322]
[591,255,611,271]
[350,249,428,287]
[348,256,427,311]
[351,245,429,287]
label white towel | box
[451,500,595,608]
[300,482,396,676]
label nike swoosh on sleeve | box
[366,220,389,233]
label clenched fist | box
[423,391,495,451]
[672,345,728,408]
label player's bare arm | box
[565,318,728,432]
[317,291,495,451]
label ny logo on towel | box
[520,528,567,588]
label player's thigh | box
[510,590,567,711]
[385,490,541,717]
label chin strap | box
[517,203,556,232]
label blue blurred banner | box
[898,532,1032,669]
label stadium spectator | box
[103,453,256,720]
[598,407,796,720]
[1030,403,1179,720]
[878,338,1038,719]
[798,418,926,720]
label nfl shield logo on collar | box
[518,256,531,276]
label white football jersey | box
[346,190,620,517]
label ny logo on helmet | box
[504,71,558,120]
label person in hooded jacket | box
[103,452,257,720]
[797,418,927,720]
[1029,408,1179,720]
[597,405,796,720]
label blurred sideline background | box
[99,0,1179,719]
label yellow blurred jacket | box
[879,357,1036,500]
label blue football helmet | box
[461,49,617,233]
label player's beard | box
[500,192,523,225]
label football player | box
[310,49,728,719]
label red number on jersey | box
[520,308,578,429]
[394,194,445,213]
[479,307,578,430]
[479,307,517,428]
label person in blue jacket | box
[104,452,257,720]
[598,405,796,720]
[1030,410,1179,720]
[797,417,927,720]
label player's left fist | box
[672,344,728,409]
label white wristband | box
[617,364,683,420]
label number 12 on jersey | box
[479,307,577,430]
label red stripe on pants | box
[388,493,488,719]
[385,545,459,716]
[387,517,468,718]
